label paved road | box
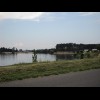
[0,69,100,87]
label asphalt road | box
[0,69,100,87]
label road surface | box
[0,69,100,87]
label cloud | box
[79,12,98,16]
[40,12,67,22]
[0,12,45,20]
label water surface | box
[0,53,74,66]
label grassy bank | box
[0,56,100,82]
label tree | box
[32,49,37,62]
[12,47,15,54]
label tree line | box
[33,43,100,54]
[1,43,100,54]
[56,43,100,52]
[36,49,56,54]
[0,47,18,53]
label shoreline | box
[53,52,75,55]
[0,57,100,82]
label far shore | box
[0,51,75,55]
[0,52,33,54]
[53,52,75,55]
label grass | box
[0,56,100,82]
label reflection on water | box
[0,53,17,66]
[56,54,74,61]
[0,53,75,66]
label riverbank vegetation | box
[0,47,18,54]
[0,54,100,82]
[56,43,100,52]
[1,43,100,54]
[35,43,100,54]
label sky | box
[0,12,100,50]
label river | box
[0,53,74,66]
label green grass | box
[0,56,100,82]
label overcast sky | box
[0,12,100,50]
